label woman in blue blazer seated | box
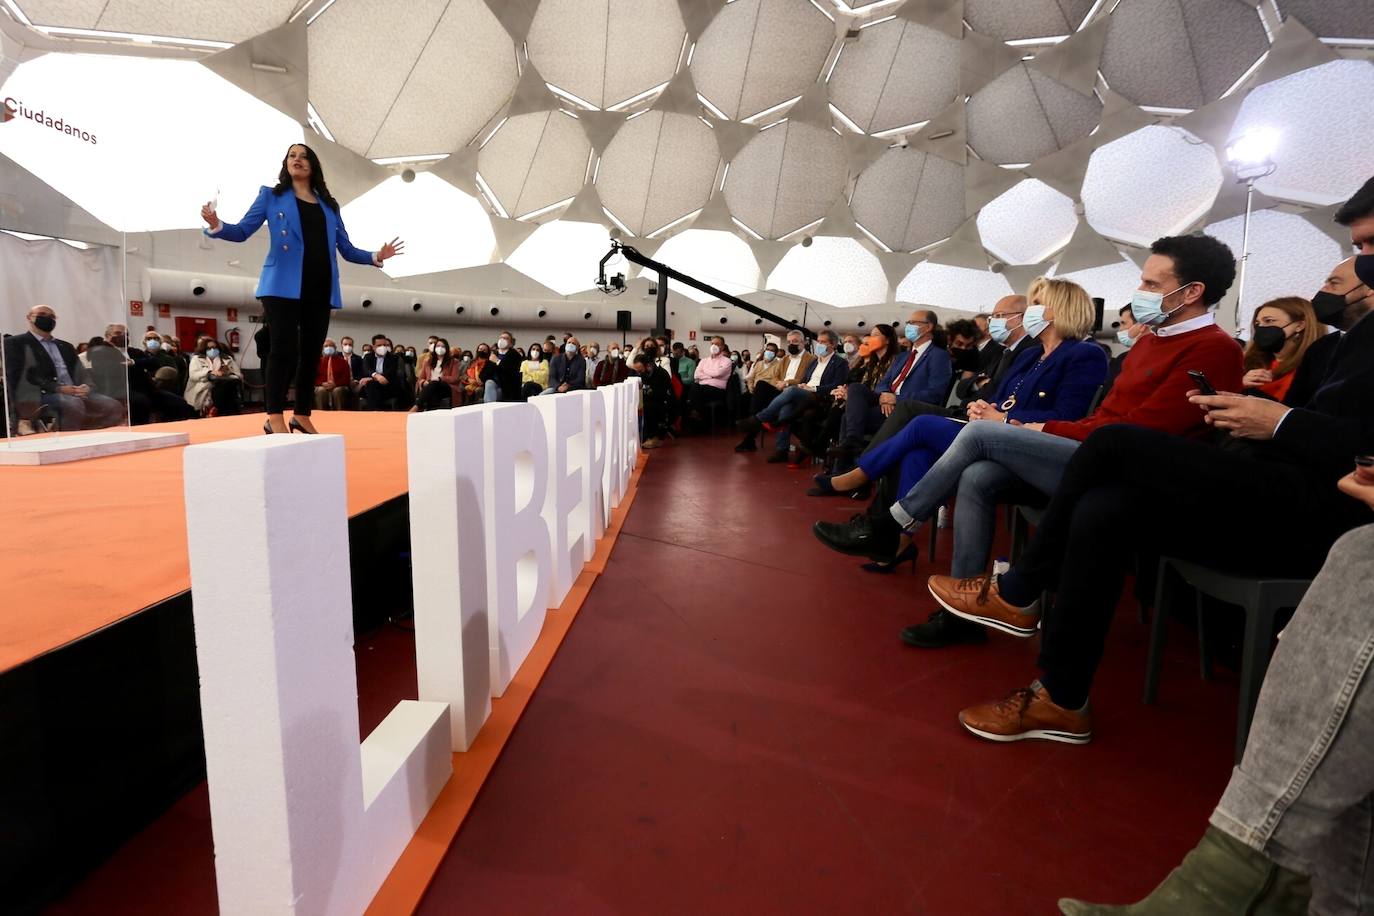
[201,143,404,434]
[813,277,1108,561]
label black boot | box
[812,511,900,562]
[900,610,988,648]
[734,430,758,452]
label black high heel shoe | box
[807,473,840,497]
[288,418,316,435]
[860,544,918,575]
[263,420,274,435]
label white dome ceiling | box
[3,0,1372,317]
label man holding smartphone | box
[947,176,1374,750]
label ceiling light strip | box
[32,25,232,49]
[473,172,509,219]
[306,0,340,25]
[1,0,32,26]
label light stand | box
[1225,128,1278,330]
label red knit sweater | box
[1043,321,1243,442]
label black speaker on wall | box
[616,310,632,332]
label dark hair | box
[1334,176,1374,226]
[946,318,978,342]
[431,337,451,370]
[273,144,340,211]
[858,323,899,386]
[632,354,653,369]
[1149,234,1236,306]
[371,333,388,345]
[1118,304,1133,318]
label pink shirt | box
[693,353,733,389]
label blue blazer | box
[806,353,850,398]
[876,345,952,405]
[548,353,587,391]
[991,338,1109,423]
[205,185,378,309]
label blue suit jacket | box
[875,344,952,405]
[206,185,378,309]
[804,353,850,398]
[991,338,1109,423]
[548,353,587,391]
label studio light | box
[1224,127,1280,329]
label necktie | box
[892,350,919,392]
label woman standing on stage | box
[200,143,404,434]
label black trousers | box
[748,381,782,416]
[209,377,242,415]
[415,380,451,412]
[362,379,399,411]
[1018,424,1340,709]
[260,296,331,415]
[686,383,726,420]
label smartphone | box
[1187,370,1217,396]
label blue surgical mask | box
[814,342,830,358]
[145,339,161,351]
[1116,330,1135,349]
[987,318,1008,343]
[1130,284,1190,326]
[323,346,336,356]
[1022,304,1051,339]
[903,323,920,342]
[763,350,777,362]
[207,348,220,360]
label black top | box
[296,197,332,304]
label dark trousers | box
[209,378,242,415]
[260,296,331,416]
[686,383,726,423]
[861,399,951,517]
[748,381,782,416]
[362,379,399,411]
[415,380,452,411]
[840,383,884,443]
[1017,425,1340,709]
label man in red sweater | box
[936,179,1374,746]
[814,235,1243,645]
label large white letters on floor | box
[184,382,640,913]
[184,435,451,916]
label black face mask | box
[786,343,801,355]
[949,347,978,372]
[1251,324,1289,355]
[33,315,56,333]
[1356,254,1374,289]
[1311,289,1350,324]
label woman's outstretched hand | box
[378,237,406,262]
[201,202,220,231]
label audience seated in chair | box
[1241,296,1325,404]
[521,345,549,399]
[109,323,197,424]
[734,336,795,451]
[543,335,587,395]
[738,329,850,463]
[185,338,243,416]
[821,323,901,466]
[686,335,732,428]
[463,344,489,403]
[481,331,523,404]
[634,352,674,449]
[411,337,462,412]
[314,338,355,410]
[4,305,125,433]
[593,343,630,387]
[358,334,402,410]
[915,185,1374,744]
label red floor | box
[49,434,1240,915]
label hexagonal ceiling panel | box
[654,229,760,303]
[1082,124,1223,247]
[978,179,1078,266]
[828,18,960,134]
[16,0,299,43]
[596,111,721,237]
[342,174,495,279]
[967,65,1102,165]
[1101,0,1268,110]
[690,0,835,121]
[725,120,848,239]
[506,219,617,295]
[769,237,887,308]
[1275,0,1374,39]
[1231,60,1374,206]
[477,110,592,219]
[897,262,1015,313]
[310,0,516,158]
[851,146,965,252]
[963,0,1095,41]
[1048,257,1143,313]
[527,0,685,109]
[1204,208,1344,330]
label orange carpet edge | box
[364,452,648,916]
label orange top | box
[1259,359,1295,402]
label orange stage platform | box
[0,413,411,673]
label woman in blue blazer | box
[813,278,1108,562]
[201,143,404,434]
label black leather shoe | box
[812,512,899,561]
[736,417,760,435]
[765,450,789,464]
[734,436,758,453]
[900,610,988,648]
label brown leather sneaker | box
[927,574,1040,637]
[959,683,1092,744]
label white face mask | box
[374,346,389,357]
[843,341,857,355]
[433,347,447,356]
[609,349,620,359]
[323,346,336,356]
[565,343,578,355]
[709,344,721,357]
[342,345,353,354]
[497,338,510,351]
[589,349,599,358]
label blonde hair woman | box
[813,277,1110,571]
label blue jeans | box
[887,422,1080,537]
[856,414,964,499]
[485,379,500,403]
[755,385,813,451]
[840,383,884,443]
